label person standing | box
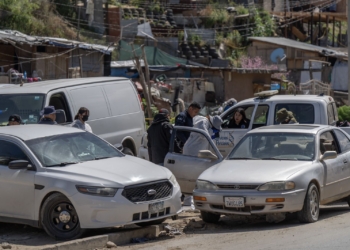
[7,114,22,126]
[147,109,172,166]
[175,102,201,149]
[70,107,93,133]
[38,106,57,125]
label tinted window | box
[320,131,339,154]
[274,104,314,124]
[26,132,123,167]
[229,132,315,161]
[252,105,269,129]
[334,130,350,153]
[0,140,29,166]
[0,94,45,125]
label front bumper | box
[193,189,306,215]
[71,184,182,228]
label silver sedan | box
[165,124,350,224]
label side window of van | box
[221,105,254,129]
[49,93,73,122]
[327,103,336,125]
[103,82,140,116]
[69,86,109,120]
[274,104,314,124]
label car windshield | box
[229,132,315,161]
[26,132,123,167]
[0,94,45,126]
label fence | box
[298,79,331,95]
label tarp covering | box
[119,40,187,66]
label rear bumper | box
[193,189,306,215]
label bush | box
[338,106,350,121]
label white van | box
[0,77,145,155]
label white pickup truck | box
[138,90,349,159]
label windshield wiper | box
[94,156,111,160]
[46,162,79,167]
[230,157,261,160]
[261,157,296,161]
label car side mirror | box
[56,109,67,124]
[114,143,124,151]
[198,150,218,161]
[8,160,30,169]
[320,151,337,161]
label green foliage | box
[53,0,75,19]
[251,9,276,37]
[236,5,249,15]
[338,106,350,121]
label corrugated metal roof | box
[0,30,114,54]
[249,37,348,59]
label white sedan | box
[0,125,181,240]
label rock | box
[1,242,11,249]
[158,230,167,237]
[106,241,117,248]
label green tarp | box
[119,40,187,66]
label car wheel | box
[123,147,134,156]
[41,193,85,240]
[297,183,320,223]
[135,218,166,227]
[201,211,220,223]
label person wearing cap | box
[175,102,201,149]
[147,108,173,166]
[276,108,298,124]
[7,114,22,126]
[38,106,57,125]
[70,107,93,133]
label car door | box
[0,137,36,220]
[164,126,223,194]
[319,131,348,199]
[333,129,350,191]
[218,105,256,157]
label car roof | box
[0,125,84,141]
[238,94,332,106]
[0,77,129,94]
[248,124,332,134]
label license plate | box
[224,197,245,208]
[148,201,165,214]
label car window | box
[26,132,123,167]
[0,94,45,125]
[327,103,336,125]
[319,131,339,155]
[222,105,254,129]
[229,132,315,161]
[334,130,350,153]
[0,140,29,166]
[274,104,314,124]
[252,105,269,129]
[332,102,339,121]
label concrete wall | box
[225,71,272,101]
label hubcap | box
[310,189,319,219]
[59,211,71,223]
[50,202,79,232]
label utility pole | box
[141,45,153,105]
[77,2,81,41]
[348,0,350,104]
[131,43,153,119]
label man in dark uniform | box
[175,102,201,150]
[38,106,57,125]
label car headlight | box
[76,186,118,197]
[258,181,295,191]
[195,180,218,191]
[169,174,178,187]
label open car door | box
[164,126,223,194]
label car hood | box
[44,156,171,187]
[199,160,313,185]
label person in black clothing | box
[175,102,201,148]
[7,114,22,126]
[147,109,172,166]
[228,108,249,129]
[38,106,57,125]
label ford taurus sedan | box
[0,125,181,240]
[164,125,350,224]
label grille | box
[211,205,265,212]
[132,207,171,221]
[122,180,173,202]
[217,184,259,190]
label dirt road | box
[117,204,350,250]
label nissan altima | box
[0,125,181,240]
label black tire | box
[41,193,85,240]
[135,218,166,227]
[201,211,220,223]
[297,183,320,223]
[123,147,134,156]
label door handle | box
[168,159,175,164]
[344,159,348,164]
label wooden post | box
[339,21,342,46]
[326,15,329,42]
[311,12,314,44]
[141,45,153,105]
[332,17,336,47]
[318,13,321,46]
[131,43,153,119]
[79,56,83,77]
